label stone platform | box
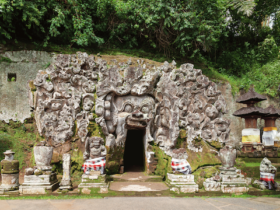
[19,173,59,194]
[166,173,198,193]
[78,173,108,194]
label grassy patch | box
[0,120,43,169]
[245,162,261,167]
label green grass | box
[245,162,261,167]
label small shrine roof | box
[262,105,280,118]
[233,106,266,117]
[236,88,266,104]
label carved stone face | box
[114,95,155,129]
[83,97,94,111]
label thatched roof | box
[262,105,280,118]
[233,106,266,117]
[236,87,266,104]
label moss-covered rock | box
[186,140,221,172]
[152,145,172,178]
[208,140,223,149]
[175,129,187,148]
[193,166,220,179]
[105,145,125,174]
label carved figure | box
[83,137,107,160]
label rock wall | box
[0,51,53,123]
[1,50,279,163]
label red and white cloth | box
[171,158,192,174]
[82,157,106,174]
[260,172,275,183]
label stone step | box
[109,182,169,191]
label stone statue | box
[219,144,236,169]
[83,137,107,160]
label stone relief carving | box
[33,52,230,166]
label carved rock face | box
[33,52,230,170]
[115,95,155,129]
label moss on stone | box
[28,81,36,91]
[152,145,172,178]
[70,148,84,183]
[87,121,105,139]
[185,140,221,172]
[193,166,220,179]
[105,145,125,175]
[175,129,187,149]
[208,140,223,149]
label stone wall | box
[0,51,53,123]
[0,50,279,147]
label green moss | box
[87,121,105,139]
[175,129,187,148]
[0,56,12,63]
[105,145,125,174]
[28,81,37,92]
[152,145,172,179]
[193,166,220,179]
[185,140,221,172]
[207,140,223,149]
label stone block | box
[0,174,19,191]
[166,173,198,193]
[203,181,221,191]
[81,188,91,194]
[99,187,109,193]
[19,181,59,194]
[221,185,248,193]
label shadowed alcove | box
[123,129,145,172]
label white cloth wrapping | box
[82,157,106,175]
[171,158,192,174]
[262,130,277,146]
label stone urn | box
[34,146,53,171]
[219,144,236,169]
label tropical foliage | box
[0,0,280,95]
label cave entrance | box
[123,129,145,172]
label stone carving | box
[83,137,107,160]
[33,52,230,173]
[33,53,97,146]
[219,144,236,169]
[254,157,278,190]
[20,142,59,194]
[203,143,250,193]
[59,153,72,190]
[0,150,20,192]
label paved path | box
[0,197,280,210]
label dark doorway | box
[123,130,145,172]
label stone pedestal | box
[0,150,20,194]
[166,173,198,193]
[19,173,59,194]
[0,174,19,191]
[204,167,249,193]
[59,154,72,191]
[78,171,108,193]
